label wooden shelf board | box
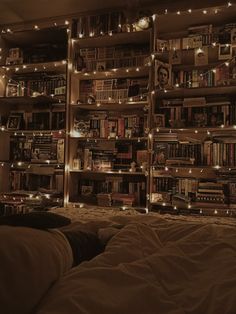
[72,101,148,110]
[70,170,145,176]
[0,95,62,106]
[1,60,66,74]
[156,85,236,99]
[73,66,149,80]
[70,136,147,141]
[74,30,151,48]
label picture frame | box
[154,60,172,89]
[194,47,208,66]
[96,61,106,71]
[81,185,93,196]
[6,82,19,97]
[154,114,165,127]
[218,44,232,60]
[169,49,182,65]
[7,115,21,130]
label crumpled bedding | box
[35,215,236,314]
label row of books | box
[152,179,226,204]
[10,171,28,191]
[153,142,202,166]
[73,141,147,170]
[78,178,146,206]
[75,46,149,72]
[2,111,65,131]
[158,35,215,53]
[203,141,236,167]
[171,66,235,89]
[72,11,149,38]
[79,78,148,103]
[153,141,236,167]
[9,135,64,163]
[152,177,176,192]
[76,55,148,72]
[6,76,66,97]
[158,103,236,128]
[74,114,147,138]
[80,46,149,60]
[157,23,236,52]
[9,170,63,197]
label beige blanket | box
[35,215,236,314]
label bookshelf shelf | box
[70,170,146,176]
[73,66,150,80]
[0,60,67,74]
[72,101,148,110]
[0,95,62,106]
[155,85,236,99]
[74,30,151,48]
[70,136,148,141]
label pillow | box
[0,211,71,229]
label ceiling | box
[0,0,154,25]
[0,0,231,26]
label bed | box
[1,207,236,314]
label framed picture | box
[169,49,182,65]
[81,185,93,196]
[218,44,232,60]
[6,83,18,97]
[96,61,106,71]
[7,115,21,130]
[154,114,165,127]
[194,47,208,66]
[154,60,172,89]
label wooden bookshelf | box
[150,5,236,216]
[0,25,67,211]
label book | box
[194,47,208,66]
[155,60,172,89]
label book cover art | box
[153,143,168,165]
[154,60,172,89]
[194,47,208,66]
[169,49,181,65]
[218,44,232,60]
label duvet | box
[1,215,236,314]
[34,215,236,314]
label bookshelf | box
[0,26,68,215]
[1,3,236,217]
[150,4,236,217]
[65,10,153,209]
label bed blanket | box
[35,215,236,314]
